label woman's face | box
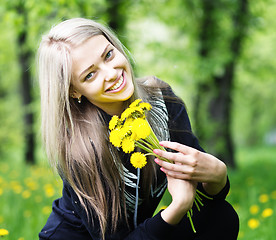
[70,35,134,115]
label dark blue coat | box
[39,88,231,240]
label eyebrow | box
[78,43,111,80]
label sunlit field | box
[0,146,276,239]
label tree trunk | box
[16,3,35,164]
[194,0,248,168]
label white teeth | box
[109,76,123,91]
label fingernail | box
[160,167,164,172]
[154,158,159,164]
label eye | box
[84,72,95,81]
[105,49,114,60]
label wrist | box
[161,200,191,225]
[203,161,227,195]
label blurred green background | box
[0,0,276,239]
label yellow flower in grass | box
[248,218,260,229]
[109,115,119,130]
[121,137,135,153]
[262,208,273,218]
[42,206,52,215]
[249,205,259,215]
[130,152,147,169]
[0,229,9,236]
[132,118,151,140]
[259,194,269,203]
[22,190,31,199]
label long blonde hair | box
[37,18,164,238]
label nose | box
[104,66,117,82]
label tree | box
[14,1,35,164]
[194,0,249,168]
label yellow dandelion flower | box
[124,117,134,127]
[121,108,135,120]
[44,184,55,198]
[42,206,52,215]
[109,115,119,130]
[132,119,151,139]
[259,194,269,203]
[25,180,38,191]
[109,129,122,147]
[249,205,259,215]
[0,229,9,236]
[129,99,142,108]
[120,126,131,139]
[130,152,147,168]
[248,218,260,229]
[139,102,152,111]
[22,190,31,199]
[121,137,135,153]
[262,208,273,218]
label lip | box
[105,71,126,93]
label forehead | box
[70,35,110,78]
[71,35,110,62]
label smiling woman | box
[37,18,239,240]
[70,35,134,116]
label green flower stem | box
[187,210,196,233]
[196,189,213,200]
[135,141,153,153]
[194,198,201,212]
[195,195,204,207]
[138,139,154,151]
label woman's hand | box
[161,173,197,225]
[154,141,227,196]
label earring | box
[78,97,81,103]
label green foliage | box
[0,0,275,161]
[0,153,62,240]
[1,146,275,239]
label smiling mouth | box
[107,74,124,92]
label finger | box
[154,158,186,172]
[153,149,187,163]
[159,141,195,155]
[155,158,195,178]
[161,166,194,181]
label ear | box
[69,85,82,99]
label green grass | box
[0,145,276,239]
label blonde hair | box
[37,18,163,238]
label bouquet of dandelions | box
[109,99,212,233]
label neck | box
[98,102,125,116]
